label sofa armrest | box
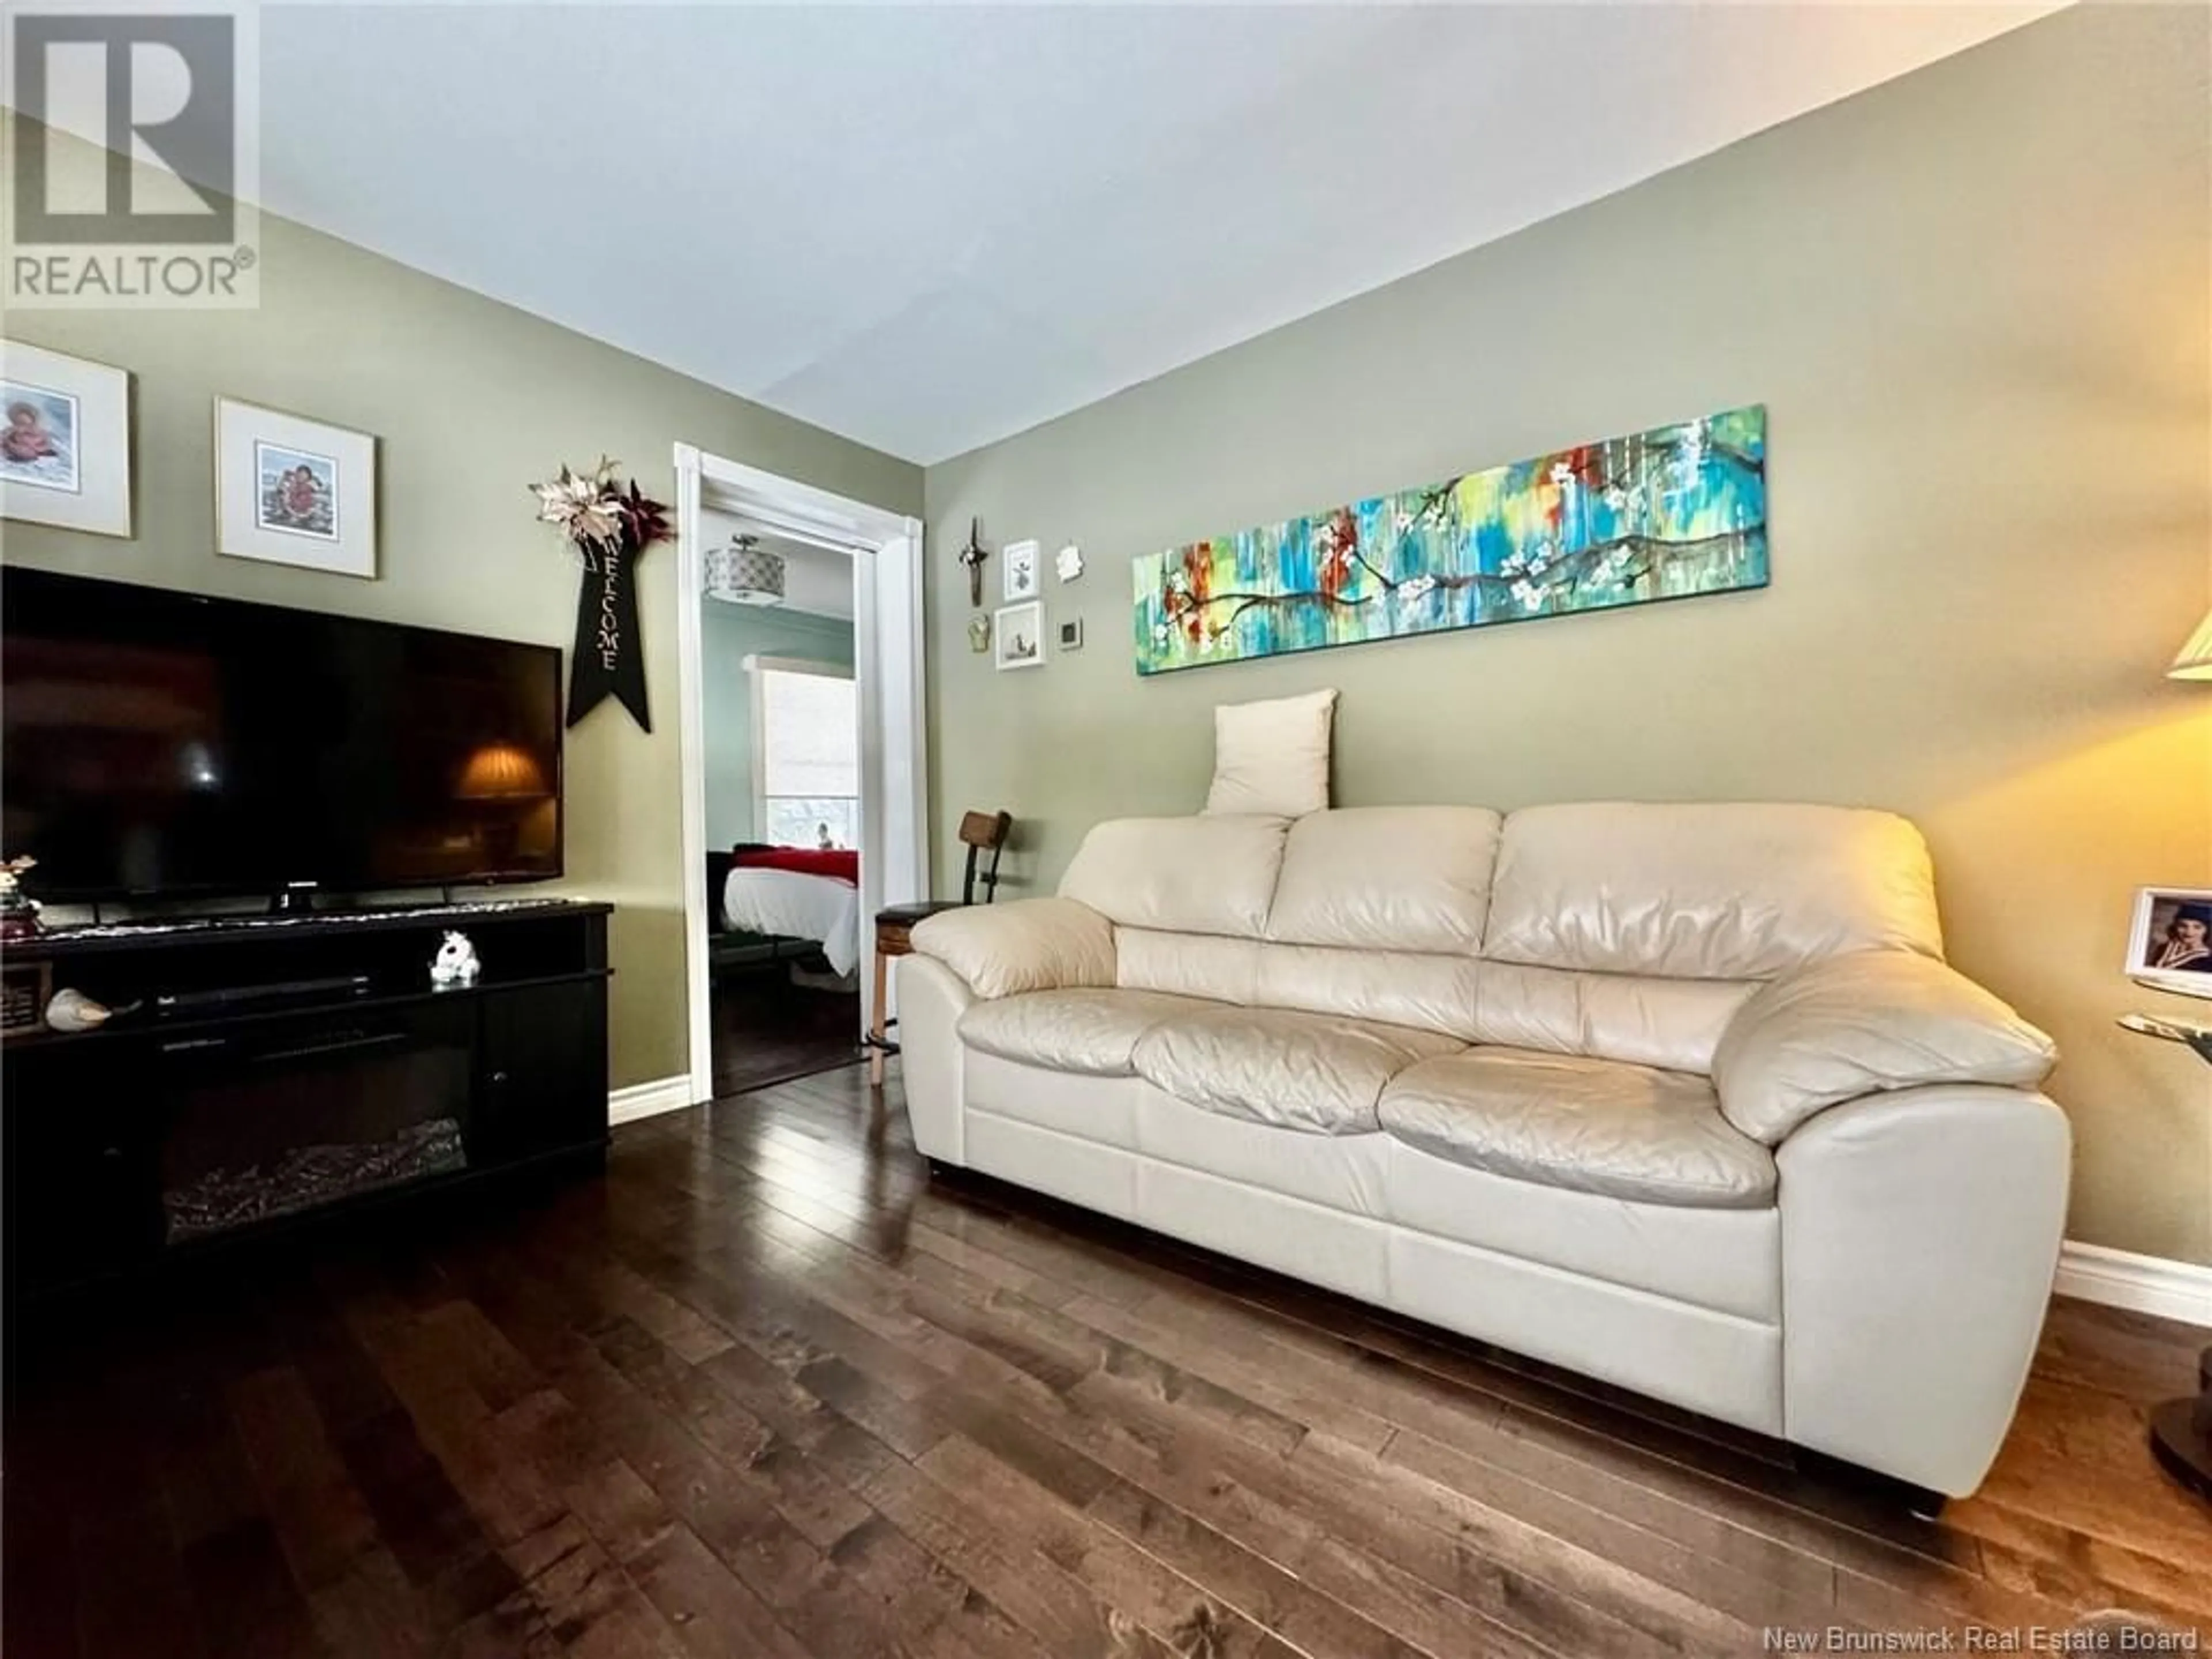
[896,955,972,1164]
[1713,950,2056,1145]
[1778,1084,2070,1495]
[908,896,1116,1001]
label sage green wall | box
[923,6,2212,1266]
[701,604,855,849]
[1,176,921,1090]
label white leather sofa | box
[899,804,2066,1497]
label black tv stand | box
[2,898,612,1302]
[154,971,372,1017]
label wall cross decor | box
[956,517,988,607]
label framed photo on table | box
[2126,886,2212,999]
[214,397,378,578]
[0,340,134,539]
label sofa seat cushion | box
[1132,1007,1465,1135]
[1136,1086,1393,1217]
[1378,1049,1776,1209]
[957,988,1217,1077]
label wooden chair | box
[866,810,1011,1084]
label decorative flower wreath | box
[530,458,671,569]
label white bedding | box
[722,868,861,977]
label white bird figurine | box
[44,988,115,1033]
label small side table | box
[865,902,963,1085]
[865,812,1013,1087]
[2118,1012,2212,1500]
[865,914,916,1085]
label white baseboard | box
[2055,1240,2212,1328]
[608,1075,702,1127]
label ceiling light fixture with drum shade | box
[704,533,785,607]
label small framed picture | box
[2126,887,2212,999]
[253,440,340,540]
[0,339,132,538]
[215,397,378,578]
[994,601,1044,671]
[1002,538,1040,602]
[1057,617,1084,652]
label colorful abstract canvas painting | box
[1132,406,1767,675]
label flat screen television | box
[2,568,564,901]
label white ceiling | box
[260,3,2059,466]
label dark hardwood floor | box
[710,967,861,1098]
[6,1064,2208,1658]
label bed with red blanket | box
[717,845,862,976]
[731,847,858,883]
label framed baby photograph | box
[215,397,378,578]
[0,340,134,539]
[2126,886,2212,1000]
[994,600,1045,671]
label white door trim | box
[673,444,926,1109]
[883,529,930,920]
[674,445,713,1109]
[696,450,912,547]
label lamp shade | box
[2171,607,2212,681]
[704,536,785,606]
[458,742,549,799]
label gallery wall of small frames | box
[960,520,1085,673]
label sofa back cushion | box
[1056,801,1946,1070]
[1081,806,1498,1040]
[1116,929,1264,1004]
[1058,815,1287,937]
[1483,804,1944,982]
[1265,806,1501,953]
[1255,944,1487,1041]
[1469,960,1756,1074]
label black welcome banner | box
[566,534,650,732]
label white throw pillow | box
[1204,688,1336,818]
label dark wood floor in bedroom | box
[710,967,861,1098]
[6,1066,2208,1659]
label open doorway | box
[673,446,926,1107]
[699,525,863,1096]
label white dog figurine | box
[430,931,481,988]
